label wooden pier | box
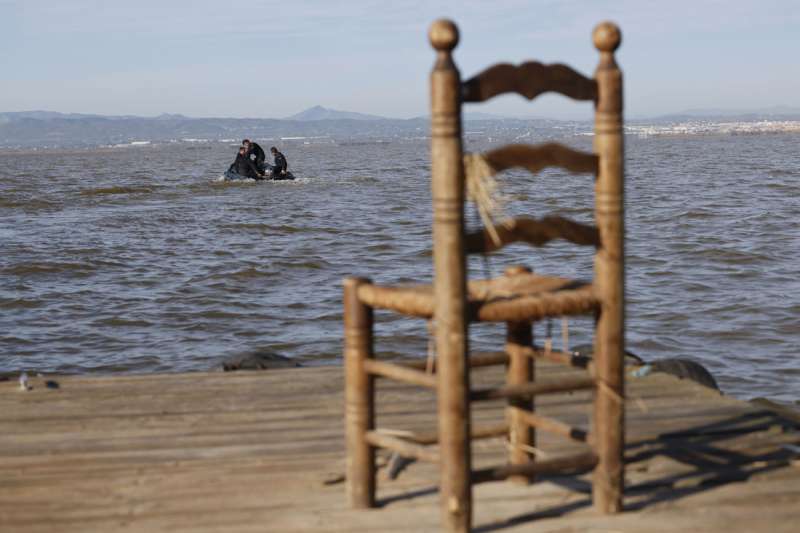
[1,363,798,532]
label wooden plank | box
[472,451,598,484]
[0,364,797,533]
[470,375,596,402]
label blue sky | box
[1,0,798,119]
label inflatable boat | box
[223,167,295,182]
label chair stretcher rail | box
[515,410,589,442]
[401,351,509,371]
[363,359,437,388]
[365,431,440,462]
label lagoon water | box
[1,130,798,403]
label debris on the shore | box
[386,452,416,480]
[19,372,30,391]
[221,349,301,371]
[650,358,720,391]
[571,344,720,391]
[322,473,346,486]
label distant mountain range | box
[0,106,523,148]
[284,105,511,122]
[0,107,422,149]
[1,105,798,149]
[285,105,386,121]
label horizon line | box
[3,104,800,123]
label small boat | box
[223,167,296,182]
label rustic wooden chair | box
[343,19,624,532]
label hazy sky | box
[2,0,798,119]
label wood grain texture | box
[372,423,509,446]
[462,62,597,103]
[0,365,798,532]
[343,277,376,508]
[472,451,599,484]
[506,320,535,484]
[471,375,596,402]
[590,20,625,515]
[429,18,472,533]
[504,266,536,485]
[465,215,600,254]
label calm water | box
[1,132,798,403]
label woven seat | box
[357,272,598,322]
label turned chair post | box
[343,276,376,508]
[591,22,625,514]
[429,20,472,533]
[504,265,535,484]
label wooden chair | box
[343,19,624,532]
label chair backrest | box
[428,18,625,518]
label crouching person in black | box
[243,139,266,172]
[229,146,264,179]
[270,146,288,176]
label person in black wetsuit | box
[243,139,266,171]
[270,146,288,176]
[228,146,263,179]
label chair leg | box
[429,18,472,532]
[506,319,535,483]
[343,277,375,508]
[592,20,625,513]
[592,322,624,513]
[504,266,535,484]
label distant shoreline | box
[3,120,800,154]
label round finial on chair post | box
[592,21,621,52]
[429,19,459,52]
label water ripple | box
[0,136,798,404]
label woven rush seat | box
[356,272,598,322]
